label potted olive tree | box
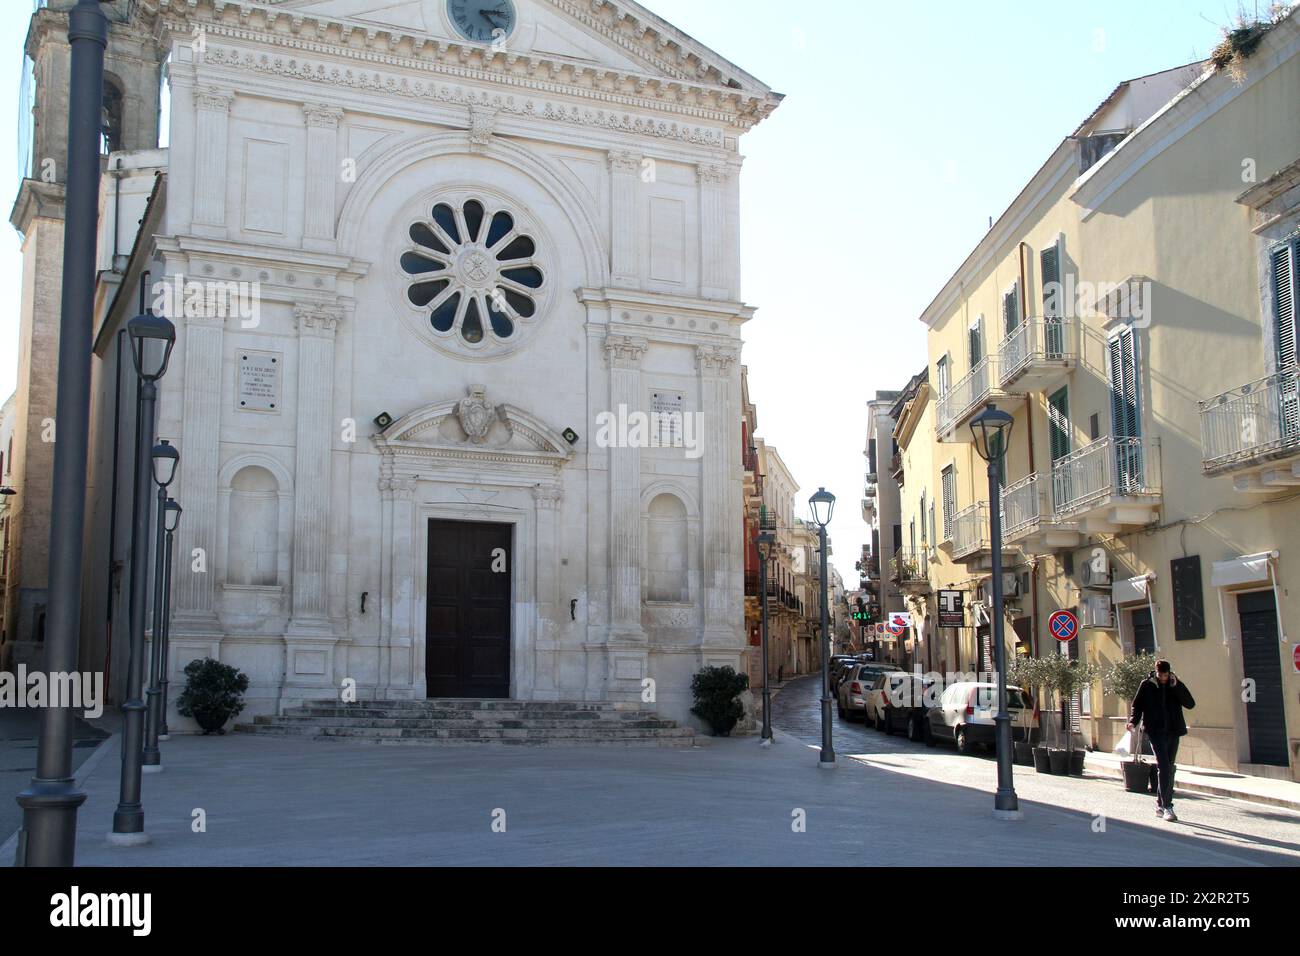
[176,658,250,735]
[690,665,749,737]
[1103,651,1159,793]
[1037,654,1099,774]
[1006,654,1040,767]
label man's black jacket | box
[1129,672,1195,736]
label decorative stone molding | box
[456,385,506,445]
[379,475,417,501]
[696,163,729,186]
[467,104,498,151]
[294,302,342,337]
[695,344,738,375]
[605,334,649,369]
[533,484,564,509]
[607,149,644,173]
[193,86,235,112]
[302,103,344,128]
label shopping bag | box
[1113,730,1134,756]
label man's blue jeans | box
[1148,732,1181,809]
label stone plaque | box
[238,351,281,412]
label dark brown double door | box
[425,519,511,699]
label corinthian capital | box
[294,302,343,337]
[607,150,643,174]
[696,344,739,376]
[604,334,648,369]
[303,103,344,129]
[194,87,235,112]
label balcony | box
[1051,436,1162,532]
[1199,368,1300,492]
[744,571,760,598]
[948,502,996,568]
[890,550,931,594]
[861,494,876,524]
[999,472,1082,553]
[936,356,1021,443]
[998,318,1077,392]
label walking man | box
[1127,659,1195,822]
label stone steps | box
[234,699,696,748]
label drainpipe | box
[1018,242,1042,657]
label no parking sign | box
[1049,609,1079,643]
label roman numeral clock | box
[448,0,518,44]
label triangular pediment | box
[255,0,774,96]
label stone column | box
[379,469,417,697]
[171,309,225,636]
[697,345,739,645]
[608,150,643,288]
[605,334,647,638]
[697,164,729,299]
[302,104,343,250]
[532,483,563,700]
[192,88,234,235]
[288,303,341,634]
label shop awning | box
[1211,551,1276,589]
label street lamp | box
[970,403,1022,820]
[143,440,179,771]
[159,498,182,740]
[808,487,836,769]
[111,309,176,845]
[14,0,110,868]
[757,531,776,746]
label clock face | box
[448,0,517,44]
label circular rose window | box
[400,198,546,350]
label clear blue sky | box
[0,0,1280,584]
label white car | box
[925,681,1037,754]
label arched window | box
[101,76,124,155]
[226,466,280,587]
[645,493,689,603]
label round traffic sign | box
[1293,643,1300,674]
[1049,609,1079,643]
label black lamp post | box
[159,498,182,739]
[14,0,110,868]
[970,403,1022,820]
[111,309,175,845]
[143,440,179,770]
[808,487,836,769]
[757,531,776,746]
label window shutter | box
[1048,387,1071,463]
[1040,244,1062,318]
[941,466,956,538]
[1273,241,1296,370]
[929,497,937,549]
[1003,286,1020,336]
[1109,330,1139,439]
[919,492,927,545]
[969,320,983,366]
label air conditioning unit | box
[1003,573,1021,598]
[1079,557,1112,589]
[1080,593,1115,629]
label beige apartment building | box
[900,11,1300,779]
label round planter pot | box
[1033,746,1052,774]
[1122,760,1152,793]
[193,710,230,735]
[1068,750,1086,776]
[1048,749,1070,775]
[1013,741,1034,766]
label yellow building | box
[901,11,1300,779]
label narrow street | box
[772,675,1300,862]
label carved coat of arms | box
[456,385,499,444]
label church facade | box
[32,0,782,727]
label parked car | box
[925,681,1037,754]
[868,671,937,742]
[838,662,902,720]
[830,658,859,693]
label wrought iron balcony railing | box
[936,356,997,440]
[1051,436,1161,519]
[1199,368,1300,476]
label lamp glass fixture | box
[164,498,183,532]
[127,311,177,382]
[151,440,180,488]
[809,487,836,528]
[757,531,775,561]
[969,403,1015,463]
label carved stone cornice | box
[294,302,343,337]
[696,164,729,186]
[604,334,649,369]
[696,344,739,376]
[193,86,235,112]
[379,476,417,501]
[303,103,344,129]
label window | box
[919,492,928,546]
[1078,132,1127,174]
[936,355,951,397]
[401,198,545,345]
[1108,329,1141,439]
[892,524,902,552]
[1041,242,1063,318]
[1002,283,1021,338]
[940,466,956,541]
[1048,387,1071,462]
[968,317,985,367]
[928,497,937,550]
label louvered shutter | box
[1109,330,1142,492]
[941,466,957,539]
[1048,387,1071,462]
[1003,285,1020,337]
[1273,241,1299,442]
[1041,243,1065,356]
[969,319,984,366]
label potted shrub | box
[1036,654,1099,775]
[1103,651,1159,793]
[1061,659,1100,776]
[690,665,749,737]
[176,658,250,735]
[1006,655,1039,766]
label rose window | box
[400,198,545,345]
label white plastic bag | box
[1114,730,1134,756]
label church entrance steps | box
[234,699,697,748]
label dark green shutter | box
[941,467,957,538]
[1003,286,1020,337]
[1048,387,1071,462]
[1041,244,1062,317]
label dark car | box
[870,671,937,742]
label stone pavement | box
[0,708,110,846]
[1085,750,1300,811]
[3,720,1296,867]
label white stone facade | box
[75,1,781,727]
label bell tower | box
[1,0,163,665]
